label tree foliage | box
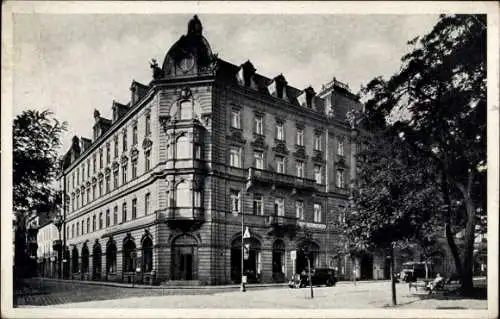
[348,14,486,294]
[13,109,67,216]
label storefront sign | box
[297,221,327,230]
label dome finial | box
[188,15,203,36]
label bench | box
[409,279,445,294]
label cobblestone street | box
[14,278,487,310]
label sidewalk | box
[30,277,289,290]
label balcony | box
[265,214,298,237]
[246,167,317,193]
[163,207,204,231]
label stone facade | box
[54,15,391,285]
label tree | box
[13,109,67,277]
[344,115,440,305]
[360,14,486,294]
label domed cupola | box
[161,15,217,77]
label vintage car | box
[288,268,338,288]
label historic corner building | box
[56,16,387,285]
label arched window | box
[106,241,117,273]
[180,100,193,120]
[123,239,136,273]
[175,181,192,207]
[142,237,153,273]
[176,135,191,159]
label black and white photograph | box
[1,1,498,318]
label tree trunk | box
[390,246,397,306]
[454,171,477,295]
[459,197,476,294]
[441,172,463,281]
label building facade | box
[55,16,390,285]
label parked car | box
[289,268,337,288]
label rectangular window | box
[76,222,80,236]
[92,183,96,200]
[230,190,240,213]
[194,145,201,160]
[296,160,304,178]
[106,143,111,164]
[122,164,128,184]
[314,165,322,184]
[82,164,85,181]
[194,190,201,207]
[276,156,285,174]
[296,201,304,220]
[229,147,241,168]
[145,150,151,171]
[274,198,284,216]
[86,218,90,234]
[76,193,80,209]
[76,168,80,185]
[336,169,345,188]
[254,151,264,169]
[133,124,138,145]
[87,159,90,177]
[253,194,263,215]
[276,122,284,140]
[123,130,128,152]
[113,170,119,189]
[132,198,137,219]
[114,137,119,158]
[99,212,103,229]
[132,159,138,179]
[122,203,127,223]
[296,128,304,146]
[99,149,103,169]
[113,206,118,225]
[105,174,110,193]
[72,173,75,189]
[93,155,97,173]
[106,209,110,227]
[71,224,74,238]
[337,138,344,156]
[92,215,96,232]
[145,113,151,136]
[145,193,150,215]
[314,134,322,151]
[99,179,103,196]
[86,187,90,203]
[231,110,240,129]
[254,115,263,135]
[314,203,322,222]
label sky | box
[12,13,440,153]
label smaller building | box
[36,221,60,278]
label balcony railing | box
[166,207,204,221]
[265,215,298,227]
[247,167,317,192]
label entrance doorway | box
[92,242,102,280]
[171,234,198,281]
[360,253,373,280]
[272,240,285,282]
[230,237,261,283]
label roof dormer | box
[236,60,257,88]
[268,74,288,100]
[296,86,316,109]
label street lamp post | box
[53,214,64,279]
[240,191,246,292]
